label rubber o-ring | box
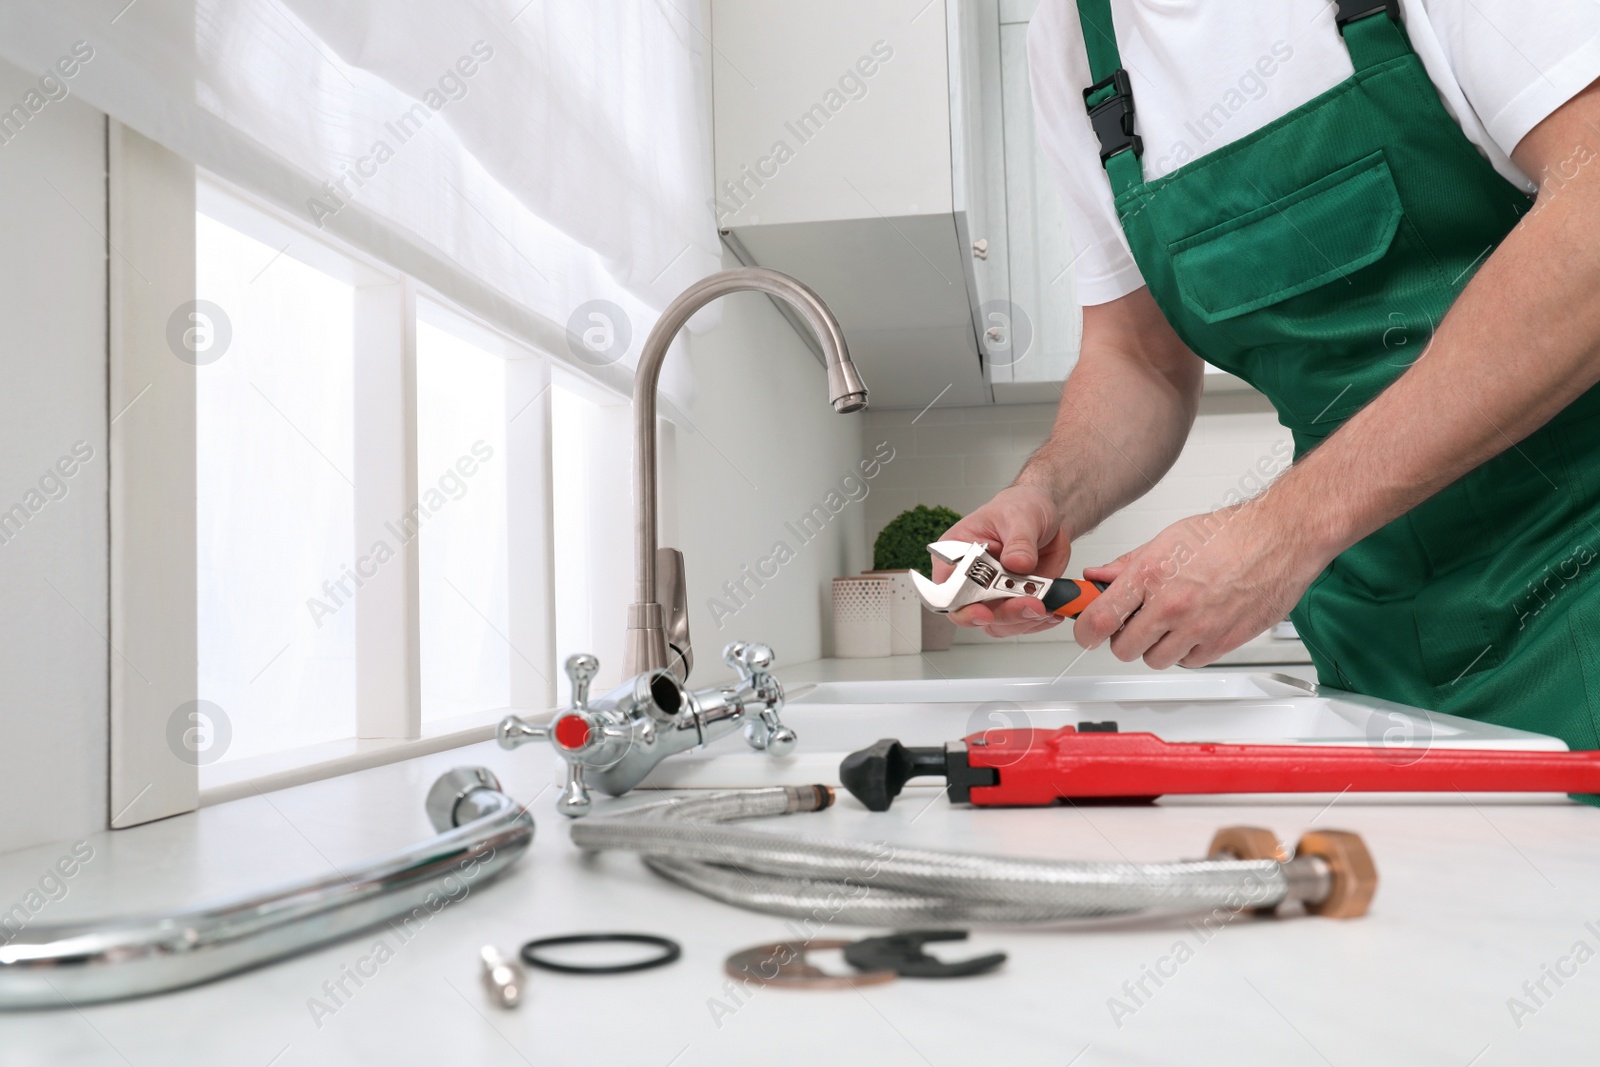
[519,933,682,975]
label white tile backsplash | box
[863,394,1292,644]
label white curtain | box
[0,0,719,398]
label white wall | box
[863,393,1292,643]
[660,251,871,678]
[0,59,109,851]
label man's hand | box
[930,288,1204,642]
[1074,497,1334,669]
[933,485,1072,636]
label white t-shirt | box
[1027,0,1600,306]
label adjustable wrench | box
[911,540,1107,617]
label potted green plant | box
[870,504,963,652]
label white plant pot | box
[863,570,921,656]
[831,576,891,658]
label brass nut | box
[1207,825,1289,863]
[1295,829,1378,919]
[1207,826,1289,916]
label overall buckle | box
[1082,69,1142,163]
[1335,0,1400,32]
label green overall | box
[1073,0,1600,751]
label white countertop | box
[1,639,1591,1066]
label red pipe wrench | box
[839,722,1600,811]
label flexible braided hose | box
[570,786,1287,927]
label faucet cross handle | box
[724,642,775,685]
[556,762,592,818]
[566,653,599,711]
[723,641,796,757]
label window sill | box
[197,706,554,807]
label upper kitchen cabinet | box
[709,0,1081,409]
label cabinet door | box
[998,17,1082,390]
[948,0,1008,342]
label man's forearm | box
[1258,107,1600,567]
[1017,307,1202,542]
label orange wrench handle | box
[1043,578,1109,619]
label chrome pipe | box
[0,767,533,1009]
[625,267,868,678]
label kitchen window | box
[39,1,710,842]
[175,175,561,802]
[416,313,512,723]
[195,208,360,764]
[550,373,634,691]
[414,298,558,728]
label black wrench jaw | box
[838,739,998,811]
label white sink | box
[636,672,1567,791]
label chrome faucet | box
[498,642,795,817]
[626,267,869,682]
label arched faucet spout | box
[624,268,868,681]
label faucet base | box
[509,643,797,817]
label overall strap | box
[1334,1,1411,71]
[1076,1,1413,198]
[1075,0,1144,196]
[1077,0,1122,83]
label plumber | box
[940,1,1600,749]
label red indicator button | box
[553,715,591,750]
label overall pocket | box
[1168,152,1403,324]
[1164,152,1448,430]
